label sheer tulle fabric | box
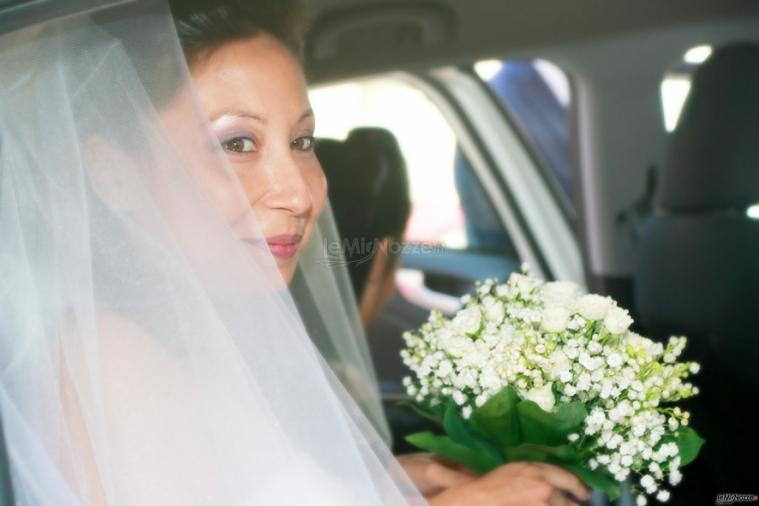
[0,2,423,504]
[293,205,393,446]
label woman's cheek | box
[192,164,247,224]
[235,164,269,208]
[308,163,328,217]
[297,167,326,251]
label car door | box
[309,59,584,451]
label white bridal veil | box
[293,206,393,445]
[0,0,421,504]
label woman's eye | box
[291,135,315,152]
[222,137,255,153]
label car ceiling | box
[305,0,759,81]
[305,0,759,280]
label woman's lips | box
[264,234,303,260]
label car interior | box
[1,0,758,504]
[303,1,759,503]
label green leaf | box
[470,385,522,450]
[405,431,502,474]
[517,400,588,447]
[562,463,621,501]
[672,427,705,467]
[397,400,445,426]
[443,401,504,463]
[503,443,580,464]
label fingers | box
[426,461,589,506]
[431,455,479,478]
[516,496,574,506]
[426,462,477,489]
[396,453,477,498]
[521,487,578,506]
[548,488,575,506]
[529,463,589,502]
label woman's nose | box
[261,152,312,216]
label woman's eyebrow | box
[298,108,314,123]
[212,110,266,123]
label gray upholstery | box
[635,44,759,500]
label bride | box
[0,0,587,504]
[173,2,589,504]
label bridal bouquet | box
[400,266,703,505]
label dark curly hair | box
[169,0,306,65]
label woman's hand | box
[396,452,478,498]
[426,462,590,506]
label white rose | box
[624,331,646,347]
[452,307,482,335]
[577,294,612,321]
[482,296,505,323]
[523,382,555,412]
[541,305,571,333]
[541,281,580,308]
[441,336,472,358]
[508,272,542,297]
[604,306,633,334]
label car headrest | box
[657,43,759,213]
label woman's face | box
[188,34,326,283]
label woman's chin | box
[277,258,298,285]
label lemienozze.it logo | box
[314,238,441,268]
[715,493,758,505]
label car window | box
[474,59,575,218]
[310,77,516,258]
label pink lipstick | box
[265,234,302,260]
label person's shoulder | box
[90,310,179,392]
[95,311,155,356]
